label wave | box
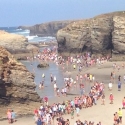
[14,30,30,34]
[16,28,22,31]
[26,35,38,40]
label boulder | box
[26,44,39,51]
[37,62,49,68]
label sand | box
[0,61,125,125]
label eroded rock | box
[0,46,40,104]
[0,30,28,53]
[57,11,125,55]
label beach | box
[0,61,125,125]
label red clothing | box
[109,95,113,100]
[34,109,38,115]
[44,96,48,102]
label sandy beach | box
[0,61,125,125]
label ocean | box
[0,27,56,43]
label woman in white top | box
[54,83,57,91]
[108,82,112,91]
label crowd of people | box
[6,46,125,125]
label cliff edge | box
[19,21,75,37]
[0,46,40,104]
[57,11,125,56]
[0,30,28,53]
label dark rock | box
[19,21,75,37]
[16,56,27,61]
[37,62,49,68]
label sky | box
[0,0,125,27]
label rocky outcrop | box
[26,44,39,51]
[37,62,49,68]
[57,11,125,55]
[0,46,40,104]
[19,21,75,37]
[0,30,28,53]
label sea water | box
[0,27,56,43]
[20,60,65,98]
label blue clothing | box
[11,112,16,119]
[37,119,42,125]
[70,101,74,106]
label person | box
[42,73,45,81]
[118,108,122,124]
[7,109,12,124]
[115,112,119,125]
[65,119,70,125]
[76,106,80,117]
[41,81,44,89]
[118,75,121,81]
[118,81,121,91]
[44,96,48,106]
[50,73,53,83]
[54,76,57,82]
[122,97,125,109]
[109,93,114,104]
[114,113,117,125]
[36,116,42,125]
[34,108,38,116]
[11,110,16,123]
[108,81,112,91]
[92,75,95,82]
[123,74,125,84]
[54,83,57,91]
[101,94,105,105]
[111,72,113,80]
[70,108,74,119]
[80,87,84,96]
[56,88,60,97]
[73,64,76,70]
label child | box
[109,93,114,104]
[70,108,74,119]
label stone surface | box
[26,44,39,51]
[0,30,28,53]
[0,46,40,104]
[19,21,75,37]
[37,62,49,68]
[57,11,125,55]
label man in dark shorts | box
[118,108,122,123]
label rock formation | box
[19,21,75,37]
[0,46,40,104]
[57,11,125,56]
[0,30,28,53]
[37,62,49,68]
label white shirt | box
[54,83,57,89]
[123,75,125,80]
[109,83,112,88]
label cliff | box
[0,30,28,53]
[0,46,40,104]
[19,21,74,37]
[57,11,125,56]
